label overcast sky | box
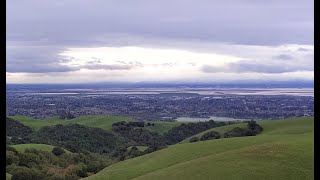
[6,0,314,84]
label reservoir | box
[176,116,246,122]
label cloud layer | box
[6,0,314,83]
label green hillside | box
[143,121,182,134]
[10,144,71,153]
[9,115,181,134]
[84,117,314,180]
[9,115,134,131]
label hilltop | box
[85,117,314,180]
[10,115,181,134]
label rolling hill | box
[84,117,314,180]
[9,115,134,131]
[9,115,181,134]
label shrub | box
[6,151,19,165]
[224,127,249,138]
[52,147,66,156]
[18,152,40,168]
[189,137,199,143]
[200,131,221,141]
[6,146,18,154]
[87,161,104,173]
[247,120,263,134]
[131,146,138,151]
[11,167,45,180]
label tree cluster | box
[164,120,227,144]
[200,131,221,141]
[6,117,33,144]
[224,120,263,138]
[33,124,126,154]
[6,146,112,180]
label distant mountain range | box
[6,80,313,91]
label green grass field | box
[180,122,247,143]
[143,121,182,134]
[10,144,71,153]
[84,117,314,180]
[9,115,134,131]
[10,115,181,134]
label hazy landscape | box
[6,0,313,180]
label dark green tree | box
[52,146,66,156]
[189,137,200,143]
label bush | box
[18,152,40,168]
[87,161,104,173]
[11,167,45,180]
[224,121,263,138]
[131,146,138,151]
[75,163,88,177]
[52,147,66,156]
[200,131,221,141]
[223,127,249,138]
[247,120,263,134]
[6,146,18,154]
[6,151,19,165]
[189,137,199,143]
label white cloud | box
[6,44,314,83]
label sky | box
[6,0,314,84]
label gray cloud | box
[7,0,313,47]
[6,0,314,79]
[297,47,310,52]
[78,59,143,71]
[80,64,131,70]
[6,46,75,73]
[273,54,293,60]
[201,58,314,74]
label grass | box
[84,117,314,180]
[143,121,182,134]
[9,115,134,131]
[10,115,181,134]
[10,144,71,153]
[6,173,12,180]
[180,122,247,143]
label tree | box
[6,151,19,165]
[18,152,40,168]
[224,127,248,138]
[52,147,65,156]
[87,161,104,173]
[131,146,138,151]
[247,120,263,134]
[189,137,199,143]
[11,167,44,180]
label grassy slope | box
[143,121,182,134]
[84,117,314,180]
[9,115,134,131]
[10,144,71,153]
[10,115,181,134]
[181,122,247,143]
